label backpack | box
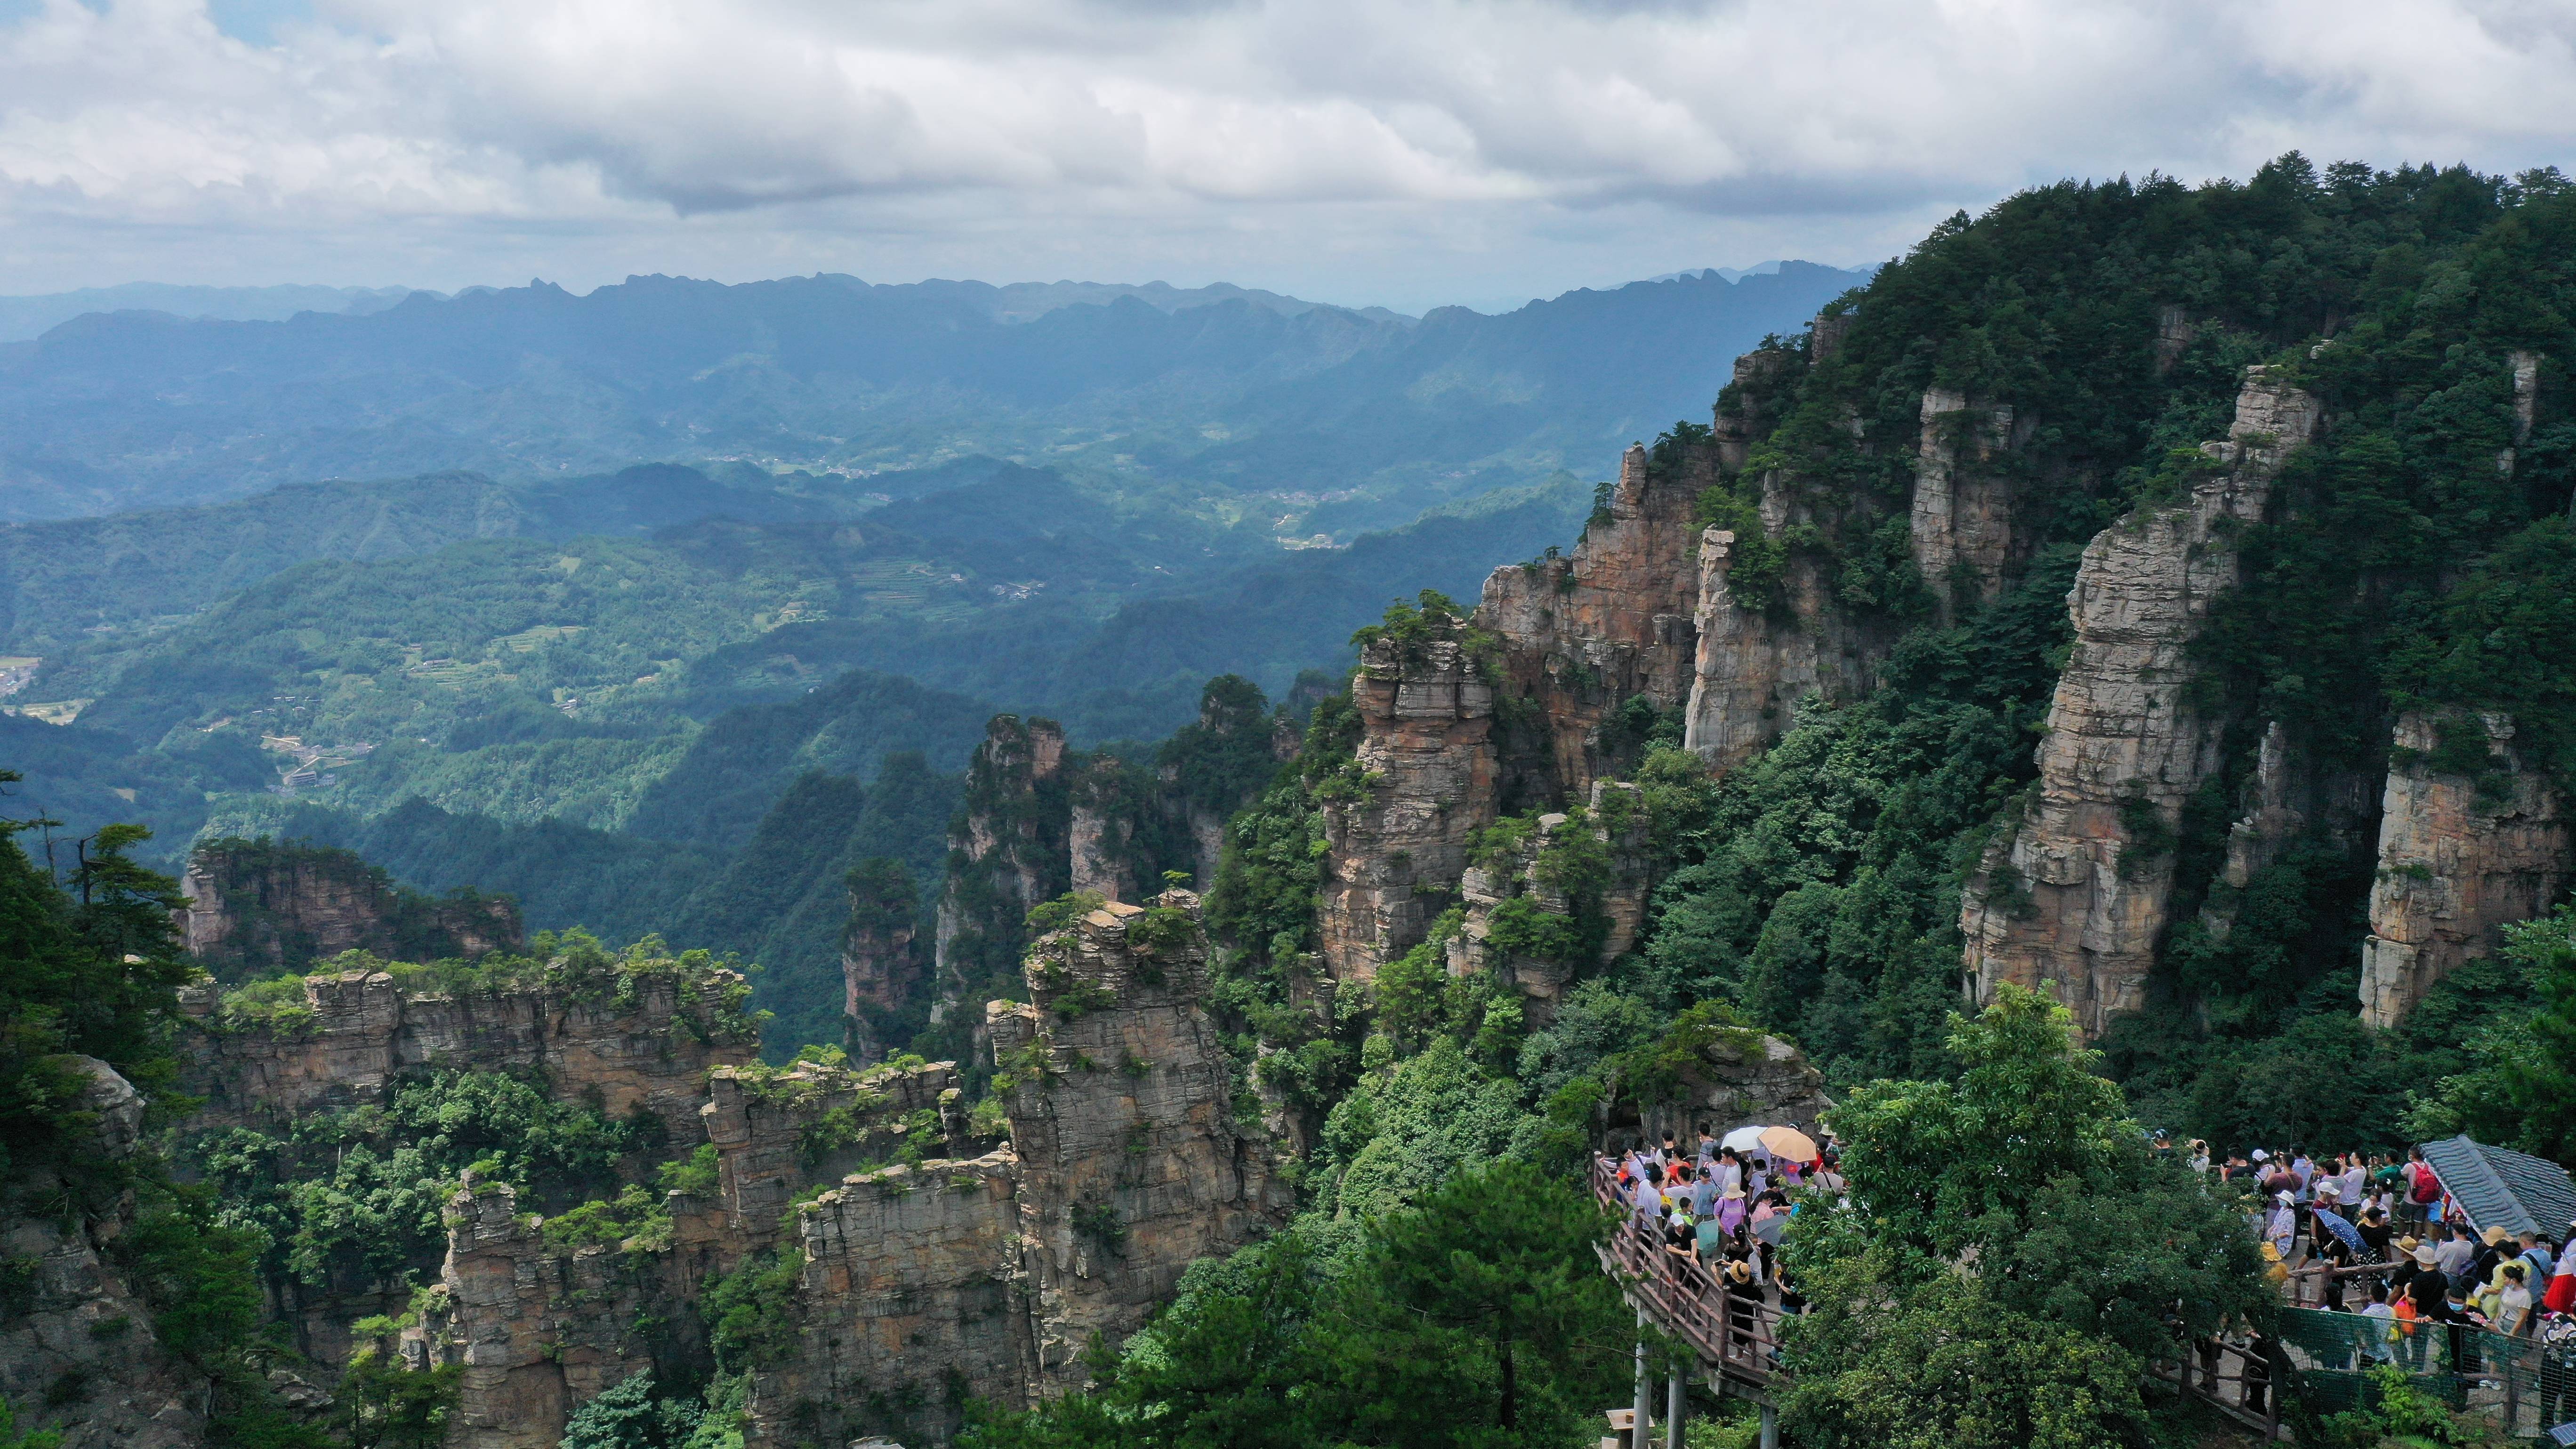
[2410,1165,2443,1205]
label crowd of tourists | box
[1607,1124,1845,1345]
[1604,1126,2576,1416]
[2166,1135,2576,1382]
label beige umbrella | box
[1758,1126,1818,1163]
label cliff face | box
[843,861,927,1065]
[1908,386,2025,623]
[2359,712,2571,1027]
[985,890,1291,1389]
[1316,635,1499,983]
[0,1058,212,1449]
[1960,366,2323,1036]
[180,838,521,976]
[934,716,1074,1022]
[1627,1028,1836,1150]
[1448,781,1651,1026]
[1680,502,1884,774]
[1477,443,1706,798]
[738,890,1287,1446]
[178,965,760,1146]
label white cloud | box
[0,0,2571,308]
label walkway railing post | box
[1666,1360,1685,1449]
[1633,1309,1654,1449]
[1758,1402,1779,1449]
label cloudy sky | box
[2,0,2573,314]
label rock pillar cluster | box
[1960,366,2324,1036]
[2359,713,2570,1027]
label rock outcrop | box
[1447,782,1651,1025]
[985,891,1291,1388]
[0,1058,212,1449]
[411,892,1283,1449]
[1317,634,1499,983]
[1908,386,2024,622]
[1680,502,1884,773]
[177,960,761,1146]
[843,860,928,1065]
[2359,713,2571,1027]
[1478,443,1706,798]
[1960,366,2324,1036]
[1625,1026,1835,1150]
[180,838,521,976]
[732,890,1287,1445]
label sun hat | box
[2398,1236,2420,1252]
[2415,1245,2440,1268]
[1722,1186,1745,1200]
[2485,1226,2512,1247]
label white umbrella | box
[1720,1125,1769,1154]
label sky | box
[2,0,2574,315]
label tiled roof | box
[2419,1133,2576,1240]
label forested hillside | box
[0,264,1863,525]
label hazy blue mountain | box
[0,282,420,343]
[0,263,1866,522]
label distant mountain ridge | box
[0,262,1868,524]
[0,282,421,343]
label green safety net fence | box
[2277,1306,2574,1428]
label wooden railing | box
[1588,1157,1787,1390]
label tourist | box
[1722,1256,1763,1353]
[2518,1231,2555,1285]
[1662,1206,1698,1263]
[1716,1184,1747,1238]
[2495,1264,2534,1337]
[2402,1149,2441,1230]
[2546,1239,2576,1315]
[2437,1223,2478,1279]
[2265,1192,2298,1261]
[2187,1138,2211,1176]
[2359,1282,2397,1364]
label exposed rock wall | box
[986,891,1291,1389]
[1960,366,2323,1036]
[424,1176,692,1449]
[0,1058,211,1449]
[701,1059,969,1256]
[738,891,1288,1445]
[934,716,1074,1019]
[177,966,759,1146]
[1448,782,1651,1025]
[180,838,521,975]
[1478,443,1707,799]
[1317,636,1499,983]
[2359,713,2571,1027]
[1627,1029,1836,1150]
[764,1152,1029,1442]
[1908,386,2023,622]
[1680,504,1883,774]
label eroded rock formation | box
[180,838,521,976]
[843,860,927,1065]
[1317,634,1499,983]
[985,891,1291,1387]
[1448,782,1651,1025]
[2359,713,2571,1027]
[0,1058,211,1449]
[1908,386,2024,622]
[177,962,759,1145]
[1478,443,1706,798]
[1960,366,2324,1036]
[1680,500,1884,774]
[1625,1024,1835,1150]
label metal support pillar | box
[1759,1402,1779,1449]
[1633,1312,1654,1449]
[1665,1366,1685,1449]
